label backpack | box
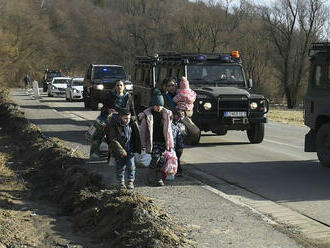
[162,150,178,180]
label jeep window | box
[313,64,330,88]
[135,68,142,84]
[187,65,244,84]
[158,67,168,84]
[93,67,126,80]
[144,69,151,87]
[53,79,70,84]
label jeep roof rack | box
[309,42,330,56]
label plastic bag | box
[99,141,108,152]
[162,149,178,178]
[108,156,116,166]
[134,149,151,167]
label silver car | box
[65,77,84,101]
[48,77,71,97]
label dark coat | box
[103,90,136,117]
[105,114,141,160]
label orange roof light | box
[232,50,240,58]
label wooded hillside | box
[0,0,328,108]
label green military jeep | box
[304,42,330,167]
[133,52,269,144]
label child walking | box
[105,108,141,189]
[139,89,174,186]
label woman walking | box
[139,89,174,186]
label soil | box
[0,87,195,248]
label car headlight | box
[250,102,258,110]
[125,84,133,91]
[51,85,57,90]
[203,102,212,110]
[73,89,78,93]
[96,84,104,90]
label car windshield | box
[187,65,244,84]
[93,67,126,80]
[53,79,70,84]
[72,80,83,86]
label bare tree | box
[262,0,326,108]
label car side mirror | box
[248,79,253,89]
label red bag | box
[162,150,178,179]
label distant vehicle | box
[47,77,71,97]
[42,69,62,92]
[304,42,330,167]
[65,77,84,101]
[133,51,269,144]
[83,64,130,110]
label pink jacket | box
[138,107,174,153]
[173,77,196,111]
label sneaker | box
[127,181,134,190]
[90,153,100,160]
[156,179,165,187]
[119,180,126,189]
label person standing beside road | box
[139,89,174,186]
[23,74,30,89]
[161,77,177,111]
[105,108,141,189]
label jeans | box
[116,155,135,182]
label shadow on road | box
[184,160,330,203]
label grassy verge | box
[268,107,304,126]
[0,87,195,248]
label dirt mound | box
[0,88,195,248]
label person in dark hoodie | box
[105,108,141,189]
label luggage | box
[181,116,201,145]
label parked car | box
[65,77,84,101]
[47,77,71,97]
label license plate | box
[224,111,247,117]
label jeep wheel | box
[247,123,264,144]
[316,123,330,167]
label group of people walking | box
[91,76,196,189]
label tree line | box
[0,0,328,108]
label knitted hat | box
[150,89,164,106]
[180,76,190,89]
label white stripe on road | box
[263,138,303,149]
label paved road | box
[10,89,330,247]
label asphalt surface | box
[9,88,330,247]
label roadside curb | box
[184,163,330,247]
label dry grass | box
[267,108,304,126]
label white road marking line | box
[264,139,303,149]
